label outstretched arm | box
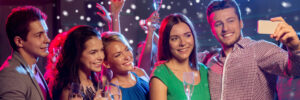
[138,11,159,75]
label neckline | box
[115,72,139,89]
[163,64,202,86]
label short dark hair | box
[158,13,199,69]
[206,0,241,23]
[6,6,47,51]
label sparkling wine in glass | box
[109,79,121,100]
[183,72,195,100]
[139,0,162,30]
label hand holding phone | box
[257,20,282,34]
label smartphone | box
[257,20,281,34]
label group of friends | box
[1,0,300,100]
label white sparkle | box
[267,8,272,12]
[126,9,131,14]
[147,21,152,26]
[129,40,134,44]
[87,4,92,9]
[131,4,136,10]
[66,0,73,2]
[62,10,68,16]
[86,17,91,22]
[182,8,188,14]
[290,92,295,97]
[282,1,291,8]
[98,22,104,27]
[177,2,181,6]
[295,16,299,21]
[80,15,84,20]
[189,2,193,6]
[135,16,140,20]
[125,28,129,32]
[170,2,174,5]
[58,29,63,33]
[245,7,251,15]
[75,9,79,13]
[100,2,104,5]
[167,5,171,10]
[196,0,200,3]
[108,1,111,5]
[56,16,60,20]
[145,30,148,34]
[161,4,166,9]
[196,12,204,19]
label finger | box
[273,23,287,38]
[270,16,286,23]
[276,28,290,41]
[280,32,291,44]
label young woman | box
[101,32,149,100]
[51,25,104,100]
[150,13,211,100]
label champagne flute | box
[98,76,110,100]
[183,72,195,100]
[69,82,83,100]
[139,0,162,30]
[109,79,121,100]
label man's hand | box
[270,16,300,51]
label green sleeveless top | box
[151,63,210,100]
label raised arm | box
[96,0,125,32]
[110,0,125,32]
[138,11,159,75]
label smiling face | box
[169,22,194,62]
[208,7,243,48]
[105,41,134,74]
[21,19,50,58]
[80,36,104,72]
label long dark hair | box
[158,13,199,70]
[52,25,101,99]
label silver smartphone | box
[257,20,282,34]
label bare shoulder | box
[133,67,147,77]
[132,67,149,81]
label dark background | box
[1,0,300,73]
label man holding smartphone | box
[204,0,300,100]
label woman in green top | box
[150,13,211,100]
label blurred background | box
[1,0,300,73]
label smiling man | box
[0,6,51,100]
[204,0,300,100]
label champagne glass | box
[139,0,162,30]
[97,76,110,100]
[69,82,83,100]
[183,72,195,100]
[109,79,121,100]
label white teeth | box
[178,48,187,52]
[224,33,233,37]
